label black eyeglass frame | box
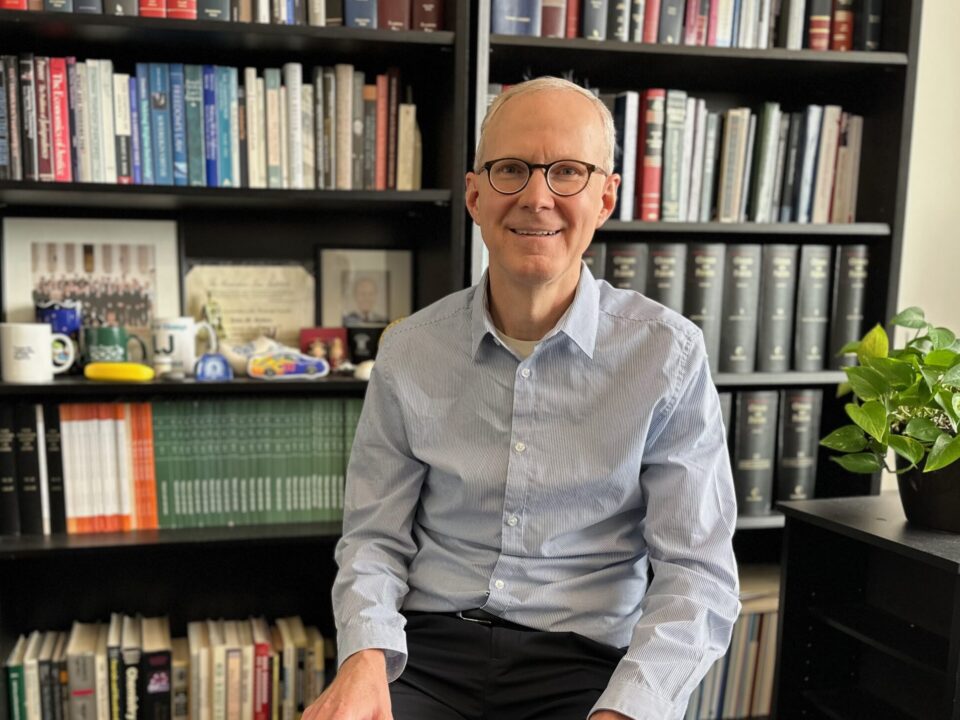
[479,158,609,197]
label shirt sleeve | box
[332,343,427,682]
[590,330,742,720]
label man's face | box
[354,278,378,313]
[465,89,620,293]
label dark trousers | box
[390,613,626,720]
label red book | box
[375,74,388,190]
[166,0,196,18]
[386,67,400,190]
[139,0,165,17]
[540,0,564,37]
[830,0,853,50]
[564,0,579,37]
[682,0,698,44]
[49,57,71,183]
[706,0,718,45]
[0,0,28,8]
[642,0,660,42]
[379,0,410,28]
[411,0,443,30]
[806,0,831,50]
[635,88,665,221]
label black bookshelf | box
[599,221,891,237]
[0,376,369,397]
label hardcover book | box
[776,389,822,501]
[732,390,779,516]
[683,243,725,373]
[793,245,832,371]
[828,244,869,369]
[644,242,686,313]
[718,244,762,373]
[605,243,647,293]
[756,244,798,373]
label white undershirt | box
[493,328,539,360]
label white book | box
[236,623,255,720]
[717,107,749,222]
[779,0,805,50]
[97,407,118,531]
[113,74,132,183]
[796,104,823,224]
[283,63,303,189]
[845,114,863,223]
[98,59,117,184]
[687,98,707,222]
[396,103,417,191]
[264,70,282,189]
[230,67,241,188]
[312,69,325,189]
[752,102,782,223]
[207,620,227,720]
[678,95,697,221]
[116,404,134,530]
[714,0,735,48]
[617,90,639,221]
[307,0,324,24]
[334,64,354,190]
[22,631,43,720]
[256,77,267,189]
[255,0,269,22]
[74,64,91,183]
[187,622,212,720]
[94,624,109,720]
[302,84,315,190]
[737,0,758,48]
[699,112,721,223]
[323,67,337,191]
[769,113,791,222]
[280,85,288,189]
[756,0,772,49]
[244,68,262,189]
[811,104,842,223]
[33,404,50,535]
[85,60,103,183]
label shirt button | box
[520,368,531,378]
[514,441,526,453]
[494,580,505,590]
[507,516,518,527]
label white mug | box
[0,323,76,383]
[151,317,218,376]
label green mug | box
[83,326,148,363]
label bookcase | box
[776,493,960,719]
[0,3,471,719]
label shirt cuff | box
[589,678,683,720]
[336,621,409,682]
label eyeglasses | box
[479,158,608,197]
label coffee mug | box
[0,323,76,383]
[152,317,218,376]
[83,326,148,363]
[35,299,83,335]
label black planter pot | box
[897,462,960,533]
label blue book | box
[66,58,80,182]
[184,65,206,188]
[287,0,294,23]
[149,63,173,185]
[129,76,142,185]
[490,0,540,35]
[202,65,218,188]
[345,0,376,26]
[215,66,233,187]
[228,66,239,187]
[136,64,155,185]
[730,0,741,46]
[169,63,188,186]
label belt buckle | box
[457,610,492,626]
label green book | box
[152,403,172,529]
[5,635,27,720]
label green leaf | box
[891,307,927,329]
[924,433,960,472]
[846,401,889,444]
[888,435,925,466]
[936,390,960,427]
[954,394,960,421]
[837,340,860,356]
[863,357,917,389]
[925,350,958,368]
[835,382,852,399]
[929,328,957,351]
[922,367,943,392]
[857,324,888,362]
[942,364,960,387]
[910,337,934,354]
[820,425,868,452]
[844,366,890,401]
[905,418,942,443]
[831,453,883,474]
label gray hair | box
[474,76,617,175]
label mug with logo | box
[83,326,148,363]
[0,322,76,383]
[36,299,84,373]
[151,317,218,376]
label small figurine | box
[195,352,234,382]
[247,350,330,380]
[220,335,282,375]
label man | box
[343,275,388,326]
[307,77,740,720]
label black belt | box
[405,608,538,632]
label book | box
[732,390,778,516]
[806,0,832,50]
[412,0,442,29]
[171,639,189,720]
[831,0,854,49]
[541,0,565,36]
[345,0,376,26]
[140,618,172,720]
[491,0,541,34]
[811,104,841,224]
[149,63,173,186]
[660,89,687,221]
[66,623,99,720]
[612,91,638,220]
[635,88,665,221]
[718,244,762,373]
[378,0,409,28]
[756,244,798,373]
[14,404,43,536]
[777,389,822,501]
[6,636,28,720]
[853,0,883,50]
[42,405,65,536]
[0,404,19,536]
[657,0,683,42]
[644,243,686,313]
[793,245,832,371]
[582,243,606,281]
[121,616,142,720]
[683,243,725,373]
[828,244,869,369]
[169,64,188,186]
[605,243,647,292]
[606,0,628,41]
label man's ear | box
[595,172,621,228]
[465,172,481,225]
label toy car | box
[246,350,331,379]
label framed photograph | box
[2,218,181,339]
[185,260,315,347]
[318,248,413,328]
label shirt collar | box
[469,262,600,360]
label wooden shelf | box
[0,182,451,212]
[0,522,342,560]
[803,687,919,720]
[736,514,785,530]
[810,603,948,676]
[599,221,891,237]
[0,376,369,397]
[714,371,845,387]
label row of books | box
[0,56,424,191]
[606,90,863,225]
[720,388,822,517]
[492,0,882,51]
[0,0,444,30]
[583,242,868,374]
[0,397,363,537]
[685,565,780,719]
[5,614,328,720]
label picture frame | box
[318,248,413,328]
[2,218,181,338]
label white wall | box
[881,0,960,490]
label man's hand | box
[590,712,632,720]
[302,649,392,720]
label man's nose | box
[518,168,555,210]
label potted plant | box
[820,307,960,532]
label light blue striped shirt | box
[333,265,741,720]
